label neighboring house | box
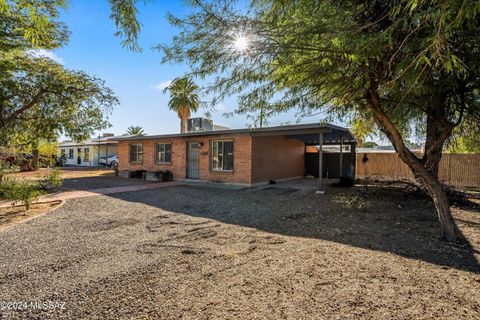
[117,119,356,186]
[57,133,123,167]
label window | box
[155,143,172,163]
[83,148,90,161]
[60,149,66,157]
[129,144,143,162]
[68,149,74,159]
[211,140,234,172]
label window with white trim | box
[68,149,74,159]
[155,143,172,163]
[60,149,66,157]
[129,144,143,162]
[211,140,234,172]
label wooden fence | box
[355,152,480,188]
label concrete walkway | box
[0,181,179,208]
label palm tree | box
[127,126,145,136]
[163,77,200,133]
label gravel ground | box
[0,184,479,319]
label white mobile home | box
[57,133,123,167]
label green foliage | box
[44,167,63,189]
[0,0,69,51]
[158,0,479,157]
[447,120,480,153]
[127,126,145,135]
[0,1,119,151]
[108,0,145,52]
[349,117,376,147]
[0,51,118,145]
[0,176,45,210]
[0,0,141,52]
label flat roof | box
[115,122,355,144]
[58,134,134,147]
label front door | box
[186,142,200,179]
[77,148,82,165]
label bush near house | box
[0,177,45,210]
[0,168,64,210]
[42,167,63,189]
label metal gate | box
[186,142,200,179]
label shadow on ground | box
[60,175,151,191]
[105,183,480,273]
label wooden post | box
[339,136,343,178]
[351,142,356,180]
[96,139,100,170]
[319,132,323,190]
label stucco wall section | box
[251,135,305,184]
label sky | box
[46,0,335,138]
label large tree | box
[0,1,118,166]
[154,0,480,241]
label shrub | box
[45,167,63,189]
[0,177,45,210]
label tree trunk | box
[422,110,453,179]
[180,118,186,133]
[367,78,456,241]
[419,171,456,241]
[32,149,39,169]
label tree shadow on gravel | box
[106,184,480,273]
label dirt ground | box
[0,201,61,229]
[0,182,479,319]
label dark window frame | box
[83,147,90,161]
[155,142,172,164]
[129,144,143,163]
[210,139,234,173]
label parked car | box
[99,155,118,167]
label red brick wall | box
[118,134,253,184]
[251,135,305,184]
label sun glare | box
[234,35,248,51]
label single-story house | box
[57,133,122,167]
[116,119,356,186]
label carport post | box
[339,136,343,178]
[318,132,323,190]
[96,137,100,170]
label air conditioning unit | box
[187,118,213,132]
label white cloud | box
[215,103,228,112]
[28,49,64,64]
[153,80,172,92]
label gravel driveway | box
[0,184,479,319]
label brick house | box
[116,119,356,186]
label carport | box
[285,124,356,190]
